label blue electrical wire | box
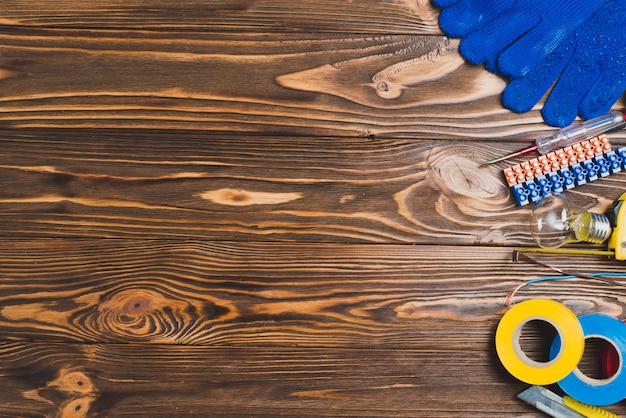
[506,272,626,306]
[525,272,626,286]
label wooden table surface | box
[2,1,626,416]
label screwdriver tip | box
[479,155,511,167]
[479,145,538,167]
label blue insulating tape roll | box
[550,313,626,406]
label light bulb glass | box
[530,193,612,249]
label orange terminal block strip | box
[502,135,625,206]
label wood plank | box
[3,129,626,243]
[1,28,565,138]
[3,0,441,34]
[1,239,625,346]
[3,28,624,137]
[0,342,551,416]
[1,239,626,415]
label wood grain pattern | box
[0,342,539,416]
[1,239,626,416]
[2,129,626,244]
[1,239,625,346]
[1,0,442,34]
[0,240,513,345]
[2,27,624,137]
[3,0,626,415]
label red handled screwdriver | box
[481,110,626,166]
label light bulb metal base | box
[572,211,612,245]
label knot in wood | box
[427,148,510,206]
[29,368,100,418]
[373,79,403,99]
[97,288,191,340]
[94,287,234,343]
[60,397,96,417]
[376,81,388,92]
[50,369,97,395]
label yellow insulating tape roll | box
[495,299,585,385]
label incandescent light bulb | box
[530,193,612,249]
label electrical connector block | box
[503,135,611,187]
[503,135,623,206]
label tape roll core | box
[495,299,584,385]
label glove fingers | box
[459,9,539,64]
[579,54,626,119]
[498,21,574,78]
[503,39,574,114]
[543,0,626,123]
[437,0,515,38]
[542,53,601,127]
[580,79,626,120]
[579,0,626,119]
[498,0,611,78]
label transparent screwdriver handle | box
[536,110,626,154]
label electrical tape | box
[495,299,584,385]
[550,314,626,406]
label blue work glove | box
[503,0,626,127]
[434,0,609,77]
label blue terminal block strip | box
[503,136,624,206]
[510,148,624,206]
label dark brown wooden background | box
[2,1,626,416]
